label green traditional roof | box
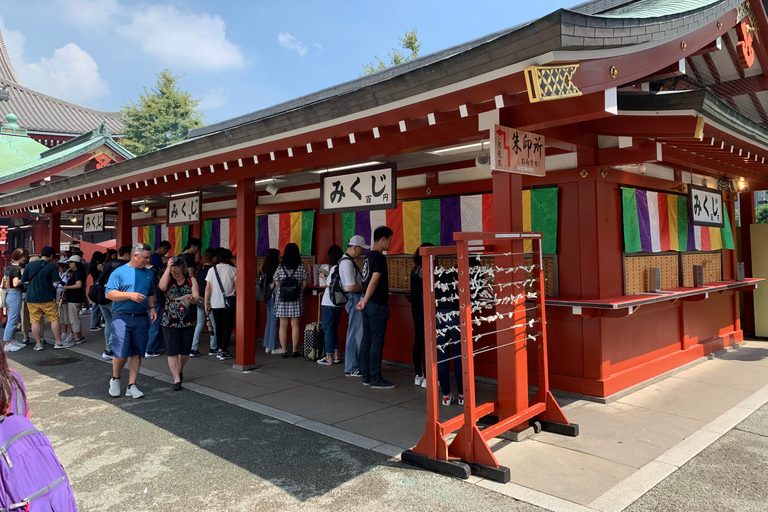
[598,0,718,18]
[0,119,133,185]
[0,113,47,174]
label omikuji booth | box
[3,0,768,405]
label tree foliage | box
[362,29,422,75]
[757,204,768,223]
[120,70,204,156]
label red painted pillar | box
[740,191,757,334]
[48,213,60,254]
[235,177,257,370]
[491,170,529,426]
[116,200,133,248]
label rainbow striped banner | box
[202,218,238,255]
[622,188,735,253]
[255,211,314,256]
[342,189,558,255]
[132,224,190,256]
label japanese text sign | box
[491,125,545,177]
[0,226,6,245]
[320,163,397,214]
[167,193,202,226]
[83,211,105,233]
[688,185,724,228]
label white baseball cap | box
[68,255,82,263]
[348,235,370,249]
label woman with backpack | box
[87,252,105,332]
[0,349,78,510]
[261,249,281,354]
[273,243,308,358]
[3,249,26,353]
[318,245,344,365]
[159,258,199,390]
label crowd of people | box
[2,223,465,404]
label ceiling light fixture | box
[427,142,485,156]
[266,181,280,196]
[70,215,78,223]
[140,200,150,213]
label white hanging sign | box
[167,193,202,226]
[688,185,724,228]
[320,163,397,214]
[83,211,105,233]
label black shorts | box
[162,326,194,356]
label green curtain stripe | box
[148,225,155,250]
[531,188,558,255]
[622,188,642,253]
[301,210,314,255]
[202,220,212,254]
[722,206,735,250]
[421,199,441,246]
[342,212,356,251]
[677,195,688,251]
[181,225,189,250]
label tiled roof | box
[599,0,719,18]
[0,28,21,84]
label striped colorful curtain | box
[341,189,558,255]
[202,218,238,255]
[200,211,315,257]
[622,188,735,253]
[132,224,190,256]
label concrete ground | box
[5,318,768,511]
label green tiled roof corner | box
[598,0,719,18]
[0,134,46,176]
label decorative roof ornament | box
[0,84,9,102]
[0,113,27,136]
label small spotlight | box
[141,200,150,213]
[70,216,77,223]
[738,177,747,191]
[266,182,279,196]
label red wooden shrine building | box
[2,0,767,399]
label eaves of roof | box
[0,0,744,208]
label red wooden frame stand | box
[402,232,578,482]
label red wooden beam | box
[597,140,660,167]
[506,91,615,132]
[581,115,702,138]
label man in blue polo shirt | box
[106,243,157,399]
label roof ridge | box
[0,27,22,85]
[3,80,122,118]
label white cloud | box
[117,5,244,71]
[278,32,308,57]
[314,43,324,52]
[0,15,108,103]
[199,86,230,110]
[20,43,110,103]
[54,0,121,34]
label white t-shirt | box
[321,265,339,307]
[205,264,237,309]
[338,254,361,293]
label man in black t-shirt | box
[356,225,395,389]
[179,238,202,278]
[20,246,65,350]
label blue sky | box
[1,0,570,125]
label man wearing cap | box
[341,235,367,377]
[20,246,68,350]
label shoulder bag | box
[213,265,237,309]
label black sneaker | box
[369,380,396,390]
[218,351,232,360]
[345,370,362,378]
[189,350,201,358]
[208,349,218,356]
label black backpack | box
[329,255,358,306]
[92,260,125,305]
[255,271,272,302]
[279,266,301,301]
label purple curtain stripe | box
[687,213,696,250]
[154,225,162,251]
[210,219,221,249]
[635,190,653,253]
[440,196,461,246]
[257,215,269,256]
[355,210,371,249]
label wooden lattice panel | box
[523,256,556,298]
[682,252,722,287]
[624,255,679,295]
[387,256,412,290]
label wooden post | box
[116,200,133,248]
[48,212,60,254]
[235,177,257,370]
[740,191,756,334]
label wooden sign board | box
[688,185,724,228]
[167,193,202,226]
[320,163,397,214]
[491,125,545,177]
[83,211,105,233]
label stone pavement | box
[6,319,768,511]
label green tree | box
[757,204,768,223]
[362,29,422,75]
[120,70,204,156]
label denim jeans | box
[2,290,22,342]
[436,309,463,397]
[192,306,218,351]
[361,301,389,383]
[100,303,113,351]
[322,305,342,355]
[90,302,103,330]
[146,301,165,352]
[263,296,278,350]
[344,292,363,373]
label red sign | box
[491,125,545,177]
[0,227,7,246]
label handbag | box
[0,276,7,308]
[279,266,301,302]
[213,265,236,309]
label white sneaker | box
[54,341,75,349]
[12,341,25,349]
[441,394,455,407]
[62,333,74,343]
[109,378,121,397]
[271,348,284,355]
[265,347,272,353]
[414,375,424,386]
[3,344,22,353]
[21,337,31,345]
[421,377,427,389]
[33,344,44,351]
[125,384,144,399]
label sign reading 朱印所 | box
[491,125,545,177]
[167,193,202,226]
[688,184,724,228]
[83,211,105,233]
[320,163,397,214]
